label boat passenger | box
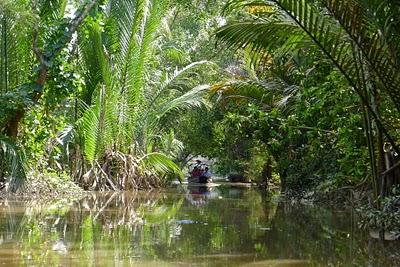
[199,167,212,183]
[192,166,203,178]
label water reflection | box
[0,187,398,266]
[185,186,220,206]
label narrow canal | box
[0,186,399,266]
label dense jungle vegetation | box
[1,0,400,231]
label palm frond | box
[145,61,211,112]
[219,1,356,77]
[78,103,99,163]
[323,0,400,111]
[162,45,188,64]
[0,137,27,192]
[39,0,68,19]
[126,0,167,111]
[77,85,108,163]
[54,125,76,164]
[148,84,210,129]
[0,5,32,94]
[129,61,212,152]
[217,21,304,48]
[159,129,185,158]
[108,0,144,78]
[78,21,107,105]
[105,0,168,147]
[268,0,400,150]
[218,0,400,151]
[138,152,184,179]
[210,77,299,111]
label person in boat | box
[189,161,203,183]
[199,167,212,183]
[191,166,203,178]
[190,160,202,176]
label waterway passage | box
[0,185,399,266]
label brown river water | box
[0,185,399,266]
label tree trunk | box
[261,157,272,189]
[3,66,47,139]
[5,110,24,139]
[1,0,98,139]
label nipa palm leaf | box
[138,152,184,179]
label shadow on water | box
[0,187,399,266]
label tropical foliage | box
[213,0,400,196]
[66,1,216,189]
[2,0,400,259]
[0,0,221,190]
[0,0,400,215]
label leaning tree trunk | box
[2,0,98,139]
[4,66,47,139]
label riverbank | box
[0,172,86,201]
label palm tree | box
[59,0,212,189]
[216,0,400,196]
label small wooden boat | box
[187,182,220,187]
